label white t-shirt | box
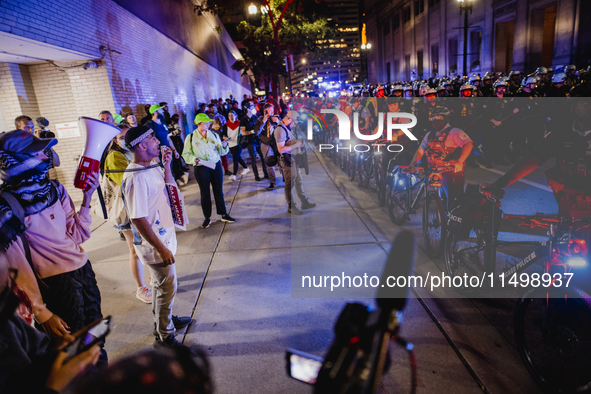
[122,163,177,265]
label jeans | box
[194,161,227,218]
[147,261,177,340]
[246,142,268,178]
[260,143,277,184]
[229,145,247,175]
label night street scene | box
[1,0,591,393]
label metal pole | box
[463,8,468,77]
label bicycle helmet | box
[403,85,414,98]
[493,79,508,89]
[522,75,538,87]
[390,85,404,97]
[459,84,476,97]
[430,106,451,119]
[552,72,568,84]
[469,74,481,86]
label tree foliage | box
[234,0,341,91]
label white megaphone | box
[74,116,120,190]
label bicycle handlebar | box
[397,165,453,174]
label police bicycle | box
[444,186,591,393]
[385,164,454,258]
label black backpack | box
[266,124,290,167]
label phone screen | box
[64,316,111,361]
[286,349,323,384]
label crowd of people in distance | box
[0,90,312,393]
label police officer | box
[409,107,474,209]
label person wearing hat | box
[15,115,60,170]
[121,126,193,349]
[159,102,172,126]
[0,129,108,365]
[143,104,180,163]
[183,114,236,228]
[409,106,473,208]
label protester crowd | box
[0,87,312,393]
[0,62,589,393]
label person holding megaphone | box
[0,129,108,366]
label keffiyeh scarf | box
[0,150,58,251]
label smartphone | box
[285,349,324,385]
[63,316,111,362]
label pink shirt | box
[1,183,92,324]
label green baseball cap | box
[194,113,213,124]
[149,104,165,114]
[113,114,123,124]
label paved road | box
[84,144,549,393]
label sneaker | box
[172,315,192,330]
[255,176,261,181]
[268,183,275,190]
[224,170,233,176]
[136,286,152,304]
[300,200,317,210]
[288,204,303,215]
[230,175,237,181]
[202,218,211,228]
[154,333,187,350]
[241,168,250,176]
[221,215,236,223]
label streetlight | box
[248,4,258,14]
[457,0,474,77]
[302,59,307,64]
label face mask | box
[118,139,130,151]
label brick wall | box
[25,63,115,200]
[0,63,42,132]
[0,0,250,199]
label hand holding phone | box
[63,316,111,363]
[46,343,101,392]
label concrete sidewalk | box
[84,146,539,393]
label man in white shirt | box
[121,125,192,349]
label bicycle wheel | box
[358,155,372,188]
[423,192,446,258]
[337,147,345,169]
[514,287,591,393]
[386,184,408,225]
[375,161,386,207]
[444,230,486,294]
[347,154,356,182]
